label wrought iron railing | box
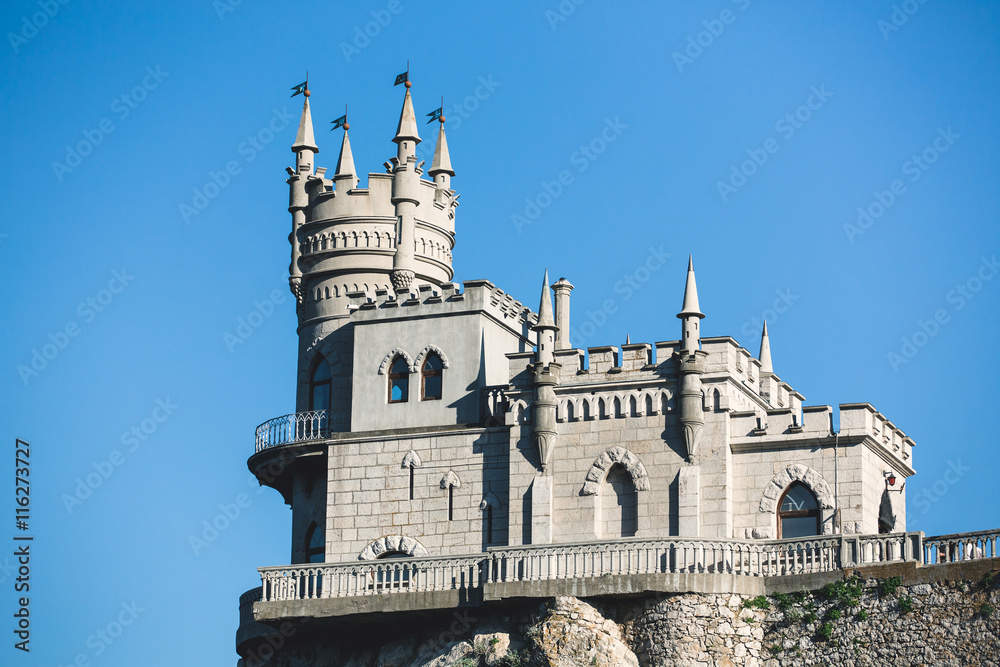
[254,410,347,452]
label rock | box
[526,597,639,667]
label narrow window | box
[448,485,454,521]
[408,466,415,501]
[304,521,324,563]
[309,360,331,412]
[777,482,820,538]
[388,357,409,403]
[486,505,494,544]
[421,353,443,400]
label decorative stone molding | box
[581,447,650,496]
[377,348,415,375]
[413,344,450,370]
[758,463,836,514]
[480,491,500,511]
[357,535,428,560]
[401,449,422,469]
[440,470,461,489]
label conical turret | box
[677,255,705,354]
[534,270,557,366]
[393,87,421,146]
[759,321,773,375]
[291,93,318,173]
[429,119,454,191]
[334,127,357,189]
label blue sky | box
[2,1,998,664]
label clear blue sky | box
[2,1,998,664]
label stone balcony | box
[237,528,999,638]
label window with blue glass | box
[421,353,443,400]
[388,357,409,403]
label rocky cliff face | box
[242,565,1000,667]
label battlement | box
[839,402,916,464]
[348,279,537,339]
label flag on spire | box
[425,107,443,124]
[330,114,347,131]
[291,80,308,97]
[393,71,409,86]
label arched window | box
[304,521,324,563]
[777,482,820,538]
[878,490,896,534]
[598,464,637,538]
[309,360,331,412]
[388,356,409,403]
[421,353,443,400]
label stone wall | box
[240,560,1000,667]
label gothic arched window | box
[421,353,443,401]
[304,521,324,563]
[388,356,409,403]
[777,482,820,539]
[309,359,331,413]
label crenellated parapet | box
[839,402,916,467]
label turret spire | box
[292,94,318,154]
[429,117,454,179]
[291,85,318,174]
[677,255,705,355]
[393,84,421,145]
[537,270,555,328]
[677,255,705,319]
[334,126,356,183]
[759,320,773,375]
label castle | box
[237,80,924,663]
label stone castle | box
[234,78,955,666]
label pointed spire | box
[676,255,705,320]
[429,120,454,177]
[759,320,773,374]
[292,95,318,153]
[393,86,421,145]
[334,128,356,180]
[626,334,631,345]
[536,270,555,329]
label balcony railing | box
[923,528,1000,564]
[254,410,347,452]
[250,529,991,610]
[259,554,485,602]
[239,586,262,626]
